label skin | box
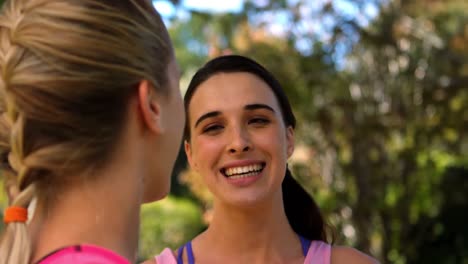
[186,72,295,209]
[146,72,378,264]
[29,58,185,263]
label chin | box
[142,184,170,204]
[224,195,266,208]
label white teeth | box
[224,164,264,176]
[228,172,258,179]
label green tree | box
[138,196,205,260]
[322,1,468,262]
[164,0,467,263]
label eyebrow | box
[194,111,221,128]
[193,103,276,128]
[244,103,275,113]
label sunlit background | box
[0,1,466,263]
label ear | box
[286,126,295,158]
[138,80,163,134]
[184,140,197,170]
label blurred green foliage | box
[165,0,468,263]
[138,196,205,260]
[0,0,466,263]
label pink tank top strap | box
[304,240,331,264]
[155,248,178,264]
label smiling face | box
[185,72,294,207]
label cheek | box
[192,137,224,167]
[255,129,288,154]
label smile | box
[221,163,265,178]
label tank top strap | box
[304,240,331,264]
[154,248,177,264]
[176,244,184,264]
[176,242,195,264]
[186,241,195,264]
[299,235,312,257]
[175,237,319,263]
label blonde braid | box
[0,185,35,264]
[0,2,37,263]
[0,0,174,263]
[0,94,35,263]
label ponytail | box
[282,168,330,242]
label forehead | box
[188,72,280,117]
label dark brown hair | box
[184,55,328,242]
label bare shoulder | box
[331,246,380,264]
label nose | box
[227,126,252,154]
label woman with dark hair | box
[149,55,377,264]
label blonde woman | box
[0,0,184,263]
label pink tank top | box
[154,240,331,264]
[37,244,131,264]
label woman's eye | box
[202,124,223,134]
[249,118,270,125]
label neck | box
[27,96,158,263]
[197,190,302,263]
[29,158,144,263]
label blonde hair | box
[0,0,173,263]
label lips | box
[221,162,265,178]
